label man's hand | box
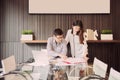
[58,54,67,60]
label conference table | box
[48,57,87,80]
[0,57,87,80]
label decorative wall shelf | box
[21,40,47,43]
[21,40,120,44]
[87,40,120,43]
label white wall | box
[29,0,110,14]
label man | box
[47,28,67,60]
[47,28,68,80]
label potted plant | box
[101,29,113,40]
[21,30,33,40]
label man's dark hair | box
[53,28,63,36]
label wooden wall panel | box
[88,43,120,72]
[0,0,120,72]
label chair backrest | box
[1,55,16,74]
[109,68,120,80]
[32,50,49,66]
[93,57,108,78]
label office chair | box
[81,57,108,80]
[1,55,32,80]
[26,50,49,80]
[108,68,120,80]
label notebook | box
[1,55,16,74]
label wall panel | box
[0,0,120,72]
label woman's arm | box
[83,39,89,61]
[65,30,71,44]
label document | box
[63,57,86,64]
[55,57,86,66]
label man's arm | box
[60,40,67,59]
[47,37,59,57]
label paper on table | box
[55,58,86,66]
[27,62,49,66]
[63,57,86,64]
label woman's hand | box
[83,56,89,61]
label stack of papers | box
[63,58,86,64]
[55,57,86,66]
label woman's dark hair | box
[53,28,63,36]
[71,20,84,44]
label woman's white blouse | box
[65,29,88,58]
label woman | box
[65,20,88,77]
